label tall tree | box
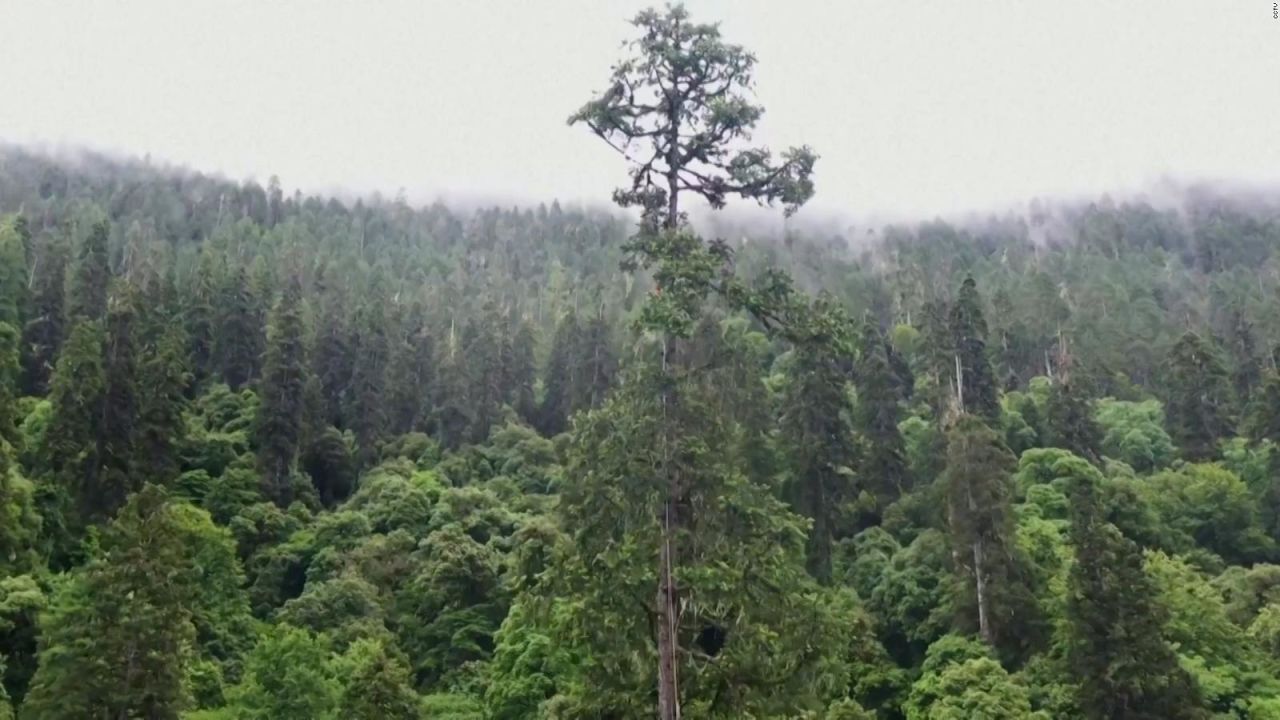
[22,485,199,720]
[215,266,261,390]
[67,220,110,323]
[949,277,1000,422]
[1065,456,1205,720]
[40,320,105,549]
[347,273,390,465]
[92,284,141,522]
[570,5,817,717]
[256,277,308,506]
[945,414,1040,658]
[21,228,70,395]
[1164,331,1234,461]
[134,324,190,486]
[854,319,909,512]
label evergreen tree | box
[537,310,582,436]
[1065,456,1206,719]
[347,274,390,465]
[21,228,70,395]
[93,285,141,522]
[184,250,219,382]
[949,277,1000,422]
[779,303,858,582]
[855,319,909,512]
[23,485,198,720]
[944,414,1041,659]
[256,277,307,506]
[503,310,538,424]
[464,299,505,444]
[0,217,29,329]
[67,220,110,322]
[135,324,190,486]
[1045,378,1103,463]
[215,266,261,390]
[1165,331,1234,461]
[40,320,105,546]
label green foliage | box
[226,624,338,720]
[1095,398,1177,472]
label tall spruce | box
[256,276,308,506]
[215,266,261,390]
[135,324,190,486]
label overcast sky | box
[2,0,1277,219]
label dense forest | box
[5,5,1280,720]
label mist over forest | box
[3,4,1280,720]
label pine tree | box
[949,277,1000,422]
[67,220,110,322]
[21,229,70,395]
[184,250,219,382]
[257,276,308,506]
[1065,457,1206,720]
[312,278,354,429]
[1165,331,1234,461]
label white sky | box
[2,0,1278,219]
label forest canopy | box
[3,4,1280,720]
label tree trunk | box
[657,501,679,720]
[973,537,991,644]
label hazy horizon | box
[3,0,1277,221]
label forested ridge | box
[5,6,1280,720]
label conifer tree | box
[570,5,817,715]
[23,485,199,720]
[1065,456,1205,719]
[1045,378,1103,463]
[215,266,261,390]
[464,299,505,444]
[347,275,390,465]
[503,311,538,424]
[67,220,110,322]
[779,301,858,582]
[312,277,354,429]
[537,310,582,436]
[21,229,70,395]
[949,277,1000,422]
[945,414,1041,658]
[94,284,141,521]
[135,324,190,486]
[0,217,29,330]
[41,320,105,546]
[855,319,909,511]
[1165,330,1234,461]
[184,250,219,382]
[257,277,307,506]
